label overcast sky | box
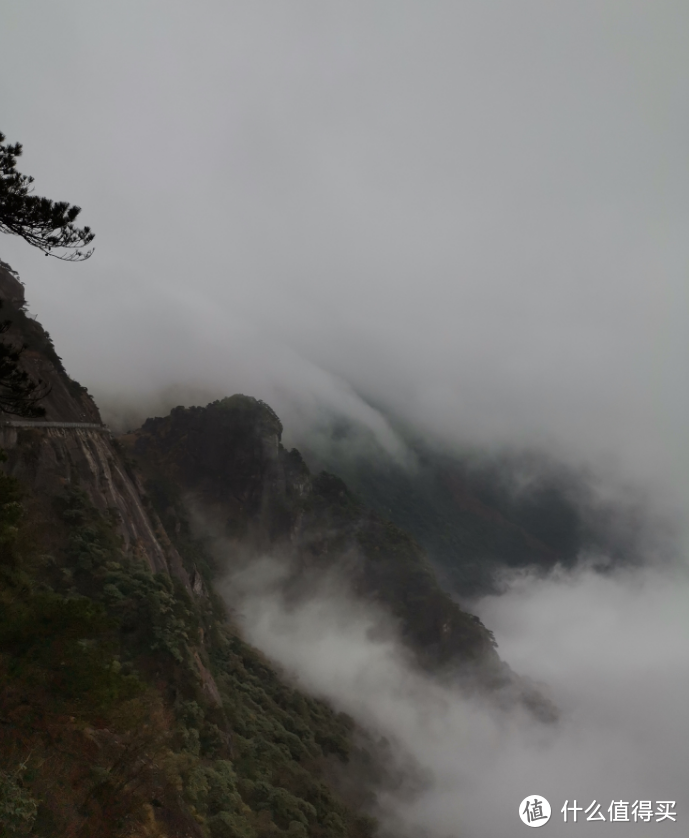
[2,1,689,514]
[4,8,689,832]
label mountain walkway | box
[0,419,109,432]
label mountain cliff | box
[0,258,550,838]
[0,259,389,838]
[123,398,499,673]
[0,259,186,582]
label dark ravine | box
[299,414,658,598]
[0,257,552,838]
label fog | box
[2,4,689,834]
[1,1,689,511]
[226,558,689,836]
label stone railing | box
[0,419,110,432]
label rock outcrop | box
[0,259,188,582]
[0,261,387,837]
[127,397,503,671]
[0,256,556,837]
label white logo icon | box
[519,796,552,827]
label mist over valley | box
[1,2,688,836]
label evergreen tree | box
[0,132,94,261]
[0,130,93,417]
[0,303,49,418]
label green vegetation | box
[0,302,49,417]
[0,463,379,837]
[129,397,500,670]
[0,126,93,419]
[0,762,38,836]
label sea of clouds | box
[223,557,689,837]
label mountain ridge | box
[0,259,378,837]
[0,257,553,838]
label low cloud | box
[3,1,689,524]
[223,558,689,836]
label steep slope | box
[0,260,379,838]
[0,259,185,580]
[121,399,556,726]
[124,398,499,673]
[0,257,554,838]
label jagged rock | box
[128,399,501,669]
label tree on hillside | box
[0,132,94,261]
[0,130,94,417]
[0,306,49,418]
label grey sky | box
[4,7,688,833]
[1,1,689,512]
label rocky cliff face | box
[0,259,507,676]
[0,260,384,837]
[126,398,501,672]
[0,260,100,423]
[0,259,188,583]
[0,257,553,837]
[125,397,555,717]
